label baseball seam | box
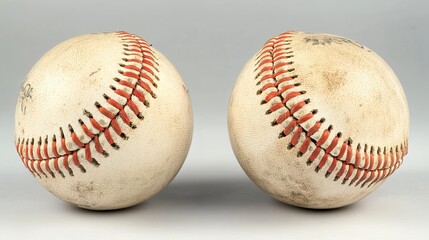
[15,31,159,179]
[254,31,408,188]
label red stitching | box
[52,137,60,157]
[80,120,95,138]
[255,31,408,187]
[327,157,338,176]
[25,139,29,159]
[37,160,47,178]
[29,139,35,160]
[16,31,159,178]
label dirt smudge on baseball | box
[181,84,189,94]
[321,70,347,93]
[75,181,96,198]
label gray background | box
[1,0,428,239]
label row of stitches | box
[254,31,407,188]
[16,32,159,179]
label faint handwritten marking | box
[89,68,101,77]
[304,36,371,51]
[20,82,33,115]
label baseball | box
[228,31,409,209]
[15,31,193,210]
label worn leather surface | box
[15,32,193,210]
[228,32,409,209]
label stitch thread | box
[16,31,159,178]
[254,31,408,188]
